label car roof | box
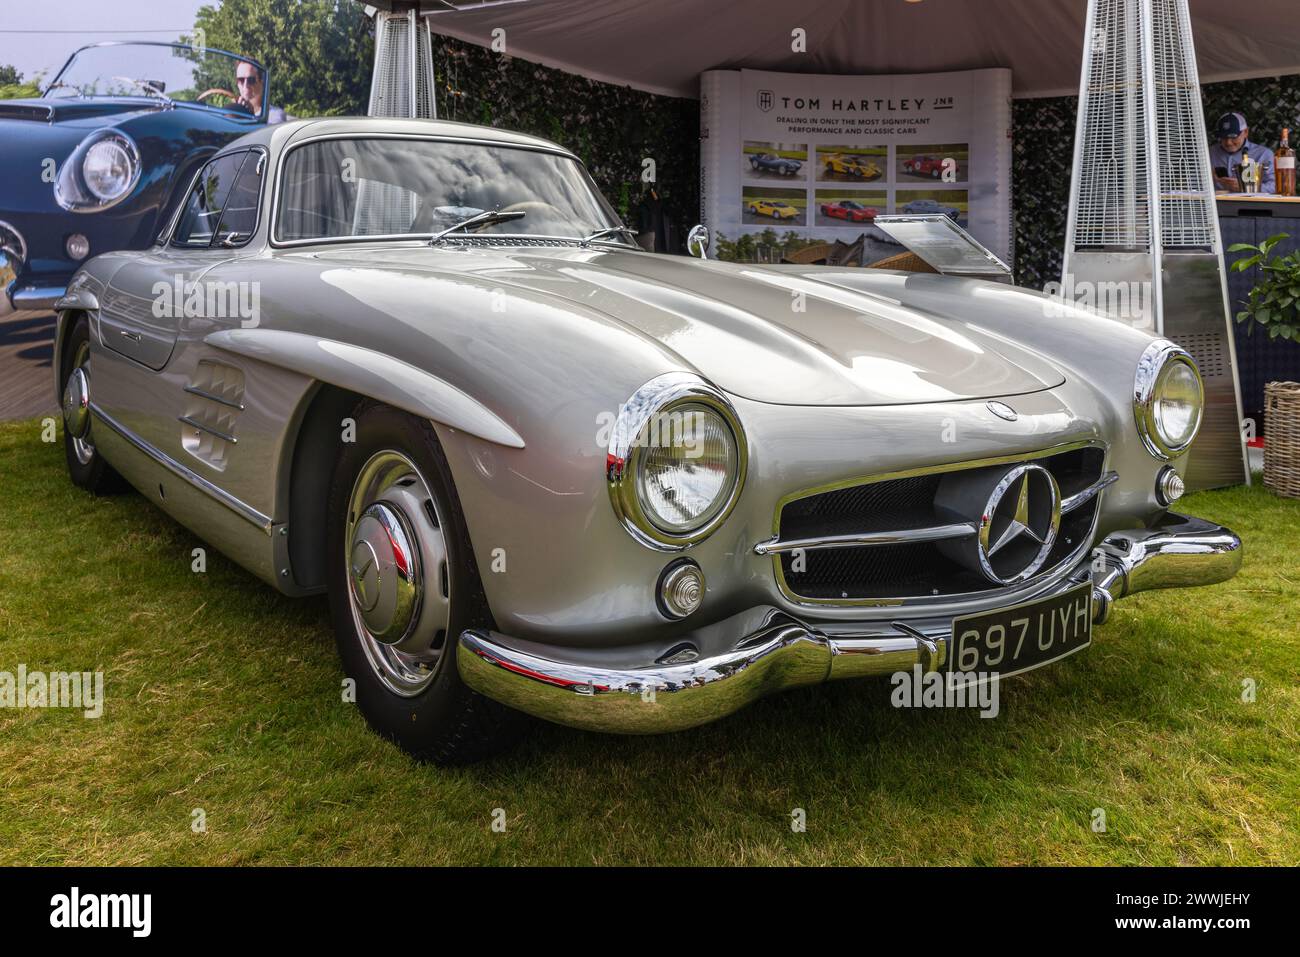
[220,115,577,160]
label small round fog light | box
[658,560,704,620]
[66,233,90,261]
[1155,465,1185,507]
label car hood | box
[308,245,1066,407]
[0,96,168,125]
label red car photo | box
[819,199,878,222]
[903,154,947,178]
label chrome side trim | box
[183,384,245,410]
[1061,470,1119,514]
[754,522,976,556]
[458,513,1241,735]
[91,402,271,533]
[178,414,238,444]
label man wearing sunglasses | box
[234,60,286,124]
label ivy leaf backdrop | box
[430,39,700,240]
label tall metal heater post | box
[366,2,437,118]
[1063,0,1249,489]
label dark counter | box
[1218,196,1300,429]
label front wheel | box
[59,316,123,494]
[326,401,522,764]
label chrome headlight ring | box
[1133,339,1205,460]
[55,129,142,213]
[606,372,748,551]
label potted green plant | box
[1229,232,1300,340]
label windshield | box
[275,138,629,245]
[45,43,267,118]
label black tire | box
[60,317,124,494]
[326,400,523,764]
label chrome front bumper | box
[457,514,1242,734]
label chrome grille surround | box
[759,441,1111,608]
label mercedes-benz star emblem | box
[976,463,1061,584]
[986,400,1018,422]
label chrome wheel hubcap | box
[65,341,95,465]
[345,450,451,696]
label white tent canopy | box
[426,0,1300,99]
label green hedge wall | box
[433,37,700,245]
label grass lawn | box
[1,417,1297,865]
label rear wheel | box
[326,401,522,764]
[59,317,122,493]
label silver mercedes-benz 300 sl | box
[53,117,1242,762]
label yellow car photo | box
[824,154,883,179]
[746,198,800,219]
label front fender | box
[204,328,526,449]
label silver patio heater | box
[1063,0,1249,490]
[365,2,437,118]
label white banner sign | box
[700,67,1013,265]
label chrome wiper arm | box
[580,225,638,246]
[429,208,525,245]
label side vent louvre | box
[180,360,246,470]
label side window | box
[172,152,248,248]
[212,151,265,245]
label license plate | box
[947,582,1092,679]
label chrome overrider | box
[457,513,1242,733]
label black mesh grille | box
[778,447,1106,601]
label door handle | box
[119,330,142,342]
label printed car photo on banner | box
[743,140,806,179]
[816,144,886,182]
[898,143,969,182]
[741,185,807,225]
[701,67,1012,265]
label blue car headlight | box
[55,130,141,211]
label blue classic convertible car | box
[0,41,273,317]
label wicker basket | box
[1264,381,1300,498]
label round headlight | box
[607,374,747,550]
[55,131,141,212]
[1134,341,1204,459]
[82,137,135,202]
[636,403,739,534]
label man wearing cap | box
[1210,112,1275,193]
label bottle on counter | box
[1278,128,1296,196]
[1239,147,1261,194]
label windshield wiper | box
[581,225,638,246]
[429,208,525,245]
